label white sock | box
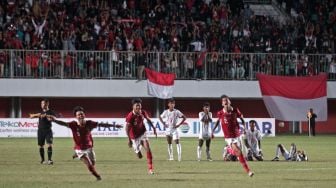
[168,144,173,159]
[197,146,202,160]
[275,147,281,158]
[177,144,182,161]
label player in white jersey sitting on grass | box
[197,102,213,161]
[242,120,263,161]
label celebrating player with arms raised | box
[48,106,122,181]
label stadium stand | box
[0,0,334,80]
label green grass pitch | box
[0,135,336,188]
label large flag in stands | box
[145,68,176,99]
[257,73,327,121]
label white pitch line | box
[269,167,336,171]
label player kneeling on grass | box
[271,143,308,161]
[242,120,263,161]
[126,98,157,175]
[47,106,123,181]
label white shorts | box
[165,128,179,140]
[282,149,291,160]
[225,137,242,148]
[75,148,96,162]
[199,133,211,140]
[131,132,149,154]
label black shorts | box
[37,129,53,146]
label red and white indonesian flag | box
[257,73,327,121]
[145,68,175,99]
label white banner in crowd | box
[0,118,275,138]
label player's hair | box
[249,120,257,124]
[132,98,142,104]
[73,106,85,116]
[220,94,229,99]
[167,98,175,103]
[203,102,210,107]
[41,98,49,103]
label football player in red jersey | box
[125,98,157,174]
[48,106,122,181]
[212,95,254,177]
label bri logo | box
[179,122,190,133]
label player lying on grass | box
[271,143,308,161]
[47,106,123,181]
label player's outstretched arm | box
[29,113,42,118]
[98,122,123,128]
[47,115,68,127]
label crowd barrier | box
[0,50,335,80]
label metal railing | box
[0,50,335,80]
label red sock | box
[238,153,250,173]
[88,165,100,178]
[83,157,100,178]
[147,151,153,170]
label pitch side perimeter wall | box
[0,79,335,98]
[0,118,275,138]
[0,79,335,133]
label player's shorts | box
[225,137,242,148]
[75,148,96,162]
[249,143,261,154]
[37,129,53,146]
[282,150,291,160]
[165,127,179,140]
[131,132,149,154]
[198,133,211,140]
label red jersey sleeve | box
[68,121,77,128]
[126,112,133,123]
[217,110,223,118]
[142,110,149,119]
[86,120,98,130]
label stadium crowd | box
[0,0,335,79]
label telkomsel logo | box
[0,121,38,128]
